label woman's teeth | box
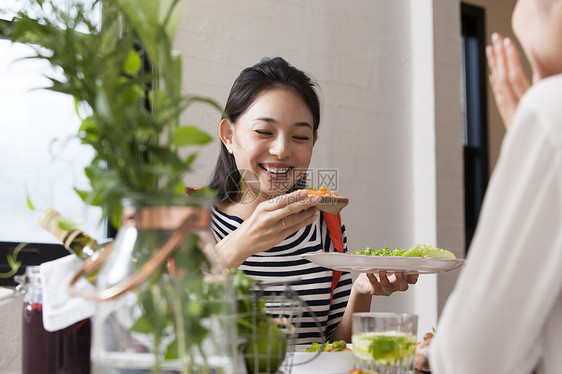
[262,165,290,174]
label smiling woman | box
[208,57,418,346]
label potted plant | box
[2,1,236,373]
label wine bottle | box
[39,208,109,261]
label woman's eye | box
[255,130,272,136]
[293,136,310,141]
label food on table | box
[415,331,434,372]
[352,331,416,366]
[352,244,456,259]
[347,369,380,374]
[302,187,349,214]
[303,340,350,352]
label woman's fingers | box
[504,37,531,98]
[487,32,521,128]
[406,273,419,285]
[281,207,318,232]
[259,190,319,234]
[391,272,410,291]
[492,33,518,103]
[365,273,385,295]
[365,272,410,296]
[492,33,508,83]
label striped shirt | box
[211,205,352,345]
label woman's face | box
[512,0,562,80]
[222,87,316,201]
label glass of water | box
[352,312,418,374]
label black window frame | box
[461,3,490,253]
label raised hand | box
[217,189,318,267]
[486,32,531,130]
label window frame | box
[461,2,490,253]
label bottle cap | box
[39,208,69,244]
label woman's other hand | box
[486,32,531,130]
[353,271,419,296]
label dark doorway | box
[461,3,489,253]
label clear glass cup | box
[352,312,418,374]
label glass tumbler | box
[352,312,418,374]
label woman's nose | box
[269,135,291,159]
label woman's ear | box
[219,119,234,151]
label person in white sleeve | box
[430,0,562,373]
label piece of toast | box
[304,188,349,214]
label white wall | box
[175,0,464,338]
[0,2,466,372]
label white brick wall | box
[0,2,518,371]
[175,0,463,338]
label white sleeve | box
[430,101,562,374]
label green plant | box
[0,243,27,279]
[1,1,231,373]
[233,270,288,374]
[1,0,220,227]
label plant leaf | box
[130,315,153,334]
[57,218,81,231]
[26,193,35,211]
[123,49,142,76]
[172,126,213,146]
[0,243,27,279]
[115,0,161,63]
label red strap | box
[185,187,202,194]
[323,212,343,304]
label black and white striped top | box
[211,206,353,345]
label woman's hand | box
[217,190,319,267]
[353,271,419,296]
[486,32,531,130]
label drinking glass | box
[352,312,418,374]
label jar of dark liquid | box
[20,266,91,374]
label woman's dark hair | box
[209,57,321,202]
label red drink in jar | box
[21,266,91,374]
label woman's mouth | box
[260,164,292,178]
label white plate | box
[290,344,354,374]
[301,253,464,274]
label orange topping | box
[305,187,343,198]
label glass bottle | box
[39,208,111,283]
[39,208,108,261]
[19,266,91,374]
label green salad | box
[303,340,348,352]
[352,244,455,258]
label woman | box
[209,57,417,344]
[431,0,562,373]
